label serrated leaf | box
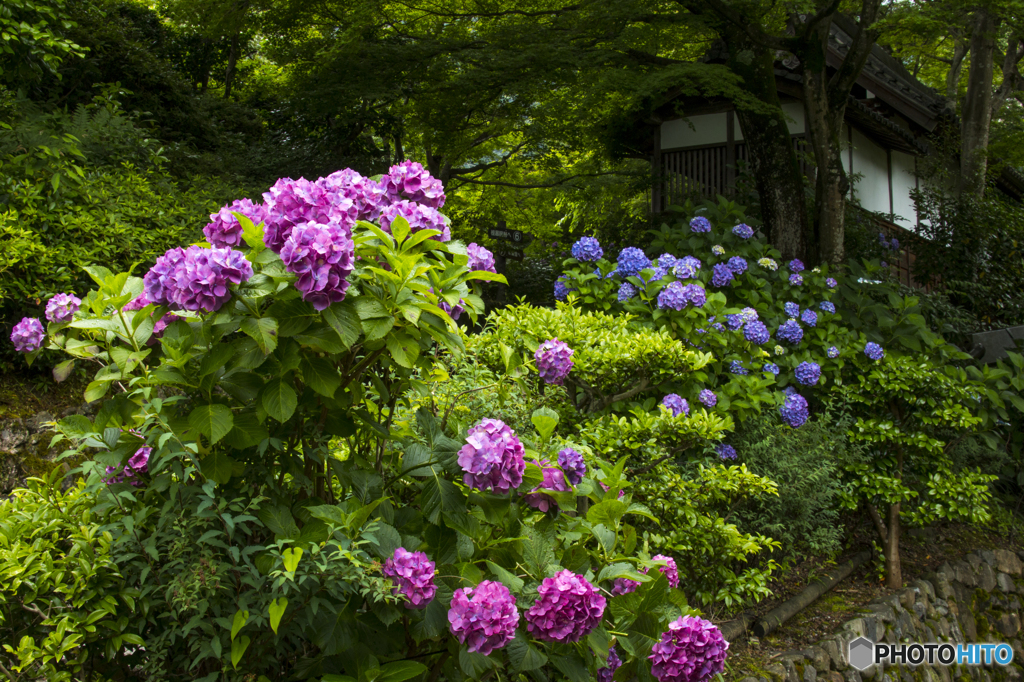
[300,355,341,398]
[322,299,361,348]
[241,317,279,354]
[262,379,297,422]
[188,404,234,445]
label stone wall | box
[0,405,91,495]
[738,549,1024,682]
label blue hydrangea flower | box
[784,302,800,318]
[617,247,651,277]
[827,346,840,358]
[618,282,638,302]
[826,277,838,289]
[732,224,754,239]
[672,256,702,280]
[681,283,707,307]
[730,361,748,375]
[571,236,604,262]
[698,389,717,407]
[740,307,759,324]
[657,253,678,269]
[662,394,689,417]
[764,363,780,375]
[800,309,818,327]
[795,361,821,386]
[657,282,688,311]
[717,444,738,460]
[711,263,734,287]
[712,245,725,255]
[820,301,836,314]
[711,322,725,332]
[744,321,770,345]
[727,256,748,275]
[554,276,575,301]
[890,237,900,251]
[690,216,711,233]
[789,273,803,286]
[726,314,744,330]
[777,319,803,344]
[878,231,889,247]
[780,392,809,428]
[865,342,885,360]
[789,259,805,273]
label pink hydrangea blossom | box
[611,578,640,596]
[204,198,264,248]
[525,460,570,512]
[647,554,680,588]
[379,200,450,241]
[318,169,387,222]
[383,547,436,609]
[649,616,729,682]
[262,177,356,253]
[10,318,45,353]
[380,160,446,209]
[598,646,622,682]
[280,221,356,310]
[448,580,519,655]
[535,338,574,385]
[457,418,526,493]
[467,243,497,273]
[525,570,606,643]
[143,246,252,312]
[45,293,80,323]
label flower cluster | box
[45,293,81,323]
[457,419,526,493]
[740,307,759,324]
[729,361,748,375]
[649,616,729,682]
[379,200,450,241]
[827,346,840,358]
[673,256,701,279]
[319,168,387,221]
[681,283,706,307]
[144,246,253,313]
[826,277,838,289]
[717,444,737,460]
[611,578,640,596]
[725,314,743,331]
[526,460,571,512]
[789,273,803,286]
[784,302,800,317]
[820,301,836,314]
[732,223,754,239]
[467,243,497,273]
[618,282,637,302]
[558,448,586,485]
[448,580,519,655]
[572,236,604,262]
[525,570,606,643]
[698,389,717,407]
[657,253,677,269]
[554,275,575,301]
[662,393,689,417]
[727,256,747,275]
[777,319,803,344]
[617,247,651,277]
[262,178,343,253]
[789,259,805,273]
[690,216,711,233]
[104,446,150,486]
[780,392,810,428]
[380,160,446,209]
[280,222,356,310]
[795,361,821,386]
[758,257,778,271]
[535,338,574,385]
[744,321,770,345]
[598,647,622,682]
[648,555,680,588]
[383,548,437,609]
[711,245,725,256]
[204,198,264,248]
[711,264,734,287]
[800,309,817,327]
[865,342,885,360]
[764,363,780,375]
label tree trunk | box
[884,501,902,588]
[224,33,240,99]
[960,8,998,198]
[723,30,809,261]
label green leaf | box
[355,297,391,319]
[300,355,341,398]
[379,661,428,682]
[200,452,235,485]
[259,505,300,539]
[363,316,395,341]
[241,317,279,354]
[530,407,559,441]
[587,500,628,528]
[188,404,234,446]
[485,560,524,593]
[262,379,297,422]
[84,380,111,402]
[368,521,402,558]
[268,598,287,634]
[507,632,548,672]
[52,359,74,383]
[386,332,419,368]
[238,213,264,249]
[282,547,303,573]
[231,635,250,669]
[321,299,361,348]
[231,610,249,641]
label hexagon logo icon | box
[848,637,875,671]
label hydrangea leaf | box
[188,404,234,446]
[240,317,279,355]
[262,379,297,423]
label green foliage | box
[0,0,85,83]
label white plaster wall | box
[661,114,727,149]
[851,128,891,216]
[891,151,918,230]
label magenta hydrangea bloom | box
[143,247,188,306]
[176,247,254,312]
[129,446,151,471]
[611,578,640,596]
[383,547,437,609]
[648,554,680,588]
[649,615,729,682]
[662,394,689,417]
[525,570,606,643]
[379,200,451,241]
[204,198,264,248]
[263,177,350,253]
[526,460,571,512]
[535,338,574,385]
[123,292,151,312]
[598,646,622,682]
[11,317,45,353]
[557,448,586,485]
[318,168,387,222]
[280,221,356,310]
[152,312,180,340]
[448,580,519,655]
[381,160,446,209]
[698,389,717,408]
[45,293,81,323]
[467,243,497,273]
[104,445,151,487]
[457,418,526,493]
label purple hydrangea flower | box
[865,342,885,360]
[123,292,151,312]
[648,555,680,588]
[795,361,821,386]
[617,247,651,277]
[143,247,188,306]
[128,446,150,471]
[145,246,253,313]
[730,361,748,375]
[383,547,437,609]
[535,338,574,385]
[104,445,151,487]
[598,646,622,682]
[281,222,356,310]
[554,276,575,301]
[611,578,640,596]
[558,448,586,486]
[740,307,759,324]
[618,281,637,302]
[204,198,264,248]
[662,393,689,417]
[649,616,729,682]
[764,363,780,375]
[525,570,606,643]
[784,302,800,318]
[526,460,571,512]
[318,168,387,222]
[880,261,888,268]
[744,321,770,345]
[439,297,465,321]
[732,223,754,239]
[711,263,734,287]
[777,319,803,344]
[826,277,838,289]
[657,282,690,310]
[780,392,810,428]
[800,309,818,327]
[457,419,526,493]
[571,236,604,262]
[45,293,81,323]
[789,259,805,273]
[657,253,678,269]
[820,301,836,314]
[379,200,450,241]
[681,283,707,308]
[727,256,748,275]
[381,160,445,209]
[698,389,717,407]
[711,322,725,332]
[827,346,840,358]
[725,314,744,331]
[10,317,45,353]
[690,216,711,233]
[467,243,497,273]
[152,313,180,340]
[890,237,900,251]
[262,178,349,253]
[878,231,888,247]
[448,580,518,655]
[672,256,701,280]
[789,273,803,286]
[717,444,737,460]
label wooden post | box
[726,110,736,194]
[494,220,507,308]
[651,124,663,213]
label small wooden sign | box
[488,227,530,243]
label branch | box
[826,0,884,101]
[595,377,652,411]
[450,171,628,189]
[622,48,689,66]
[676,0,795,52]
[865,500,888,543]
[446,142,528,178]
